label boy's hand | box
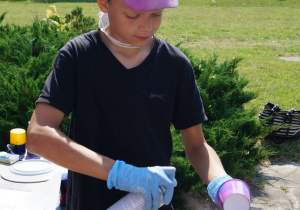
[207,174,233,205]
[107,160,177,210]
[207,175,251,209]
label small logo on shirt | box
[149,93,164,100]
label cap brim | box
[124,0,178,12]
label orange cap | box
[10,128,26,145]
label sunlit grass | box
[157,3,300,110]
[0,1,100,26]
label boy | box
[27,0,239,209]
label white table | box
[0,161,65,210]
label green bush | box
[45,6,96,33]
[65,7,96,33]
[0,15,81,148]
[171,51,270,203]
[0,12,6,25]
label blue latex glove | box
[207,174,233,205]
[107,160,177,210]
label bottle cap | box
[10,128,26,145]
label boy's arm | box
[27,103,177,209]
[180,124,227,185]
[181,123,251,208]
[26,102,115,180]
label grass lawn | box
[159,0,300,112]
[1,0,299,161]
[0,1,100,26]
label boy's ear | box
[97,0,109,12]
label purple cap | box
[124,0,178,12]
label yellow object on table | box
[10,128,26,145]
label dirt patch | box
[179,191,220,210]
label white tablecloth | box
[0,160,64,210]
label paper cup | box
[218,179,251,210]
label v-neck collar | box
[95,29,159,75]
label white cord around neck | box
[98,12,140,49]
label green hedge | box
[170,52,270,209]
[0,9,90,149]
[170,53,269,208]
[0,8,269,203]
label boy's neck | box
[99,30,154,69]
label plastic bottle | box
[107,188,165,210]
[9,128,26,157]
[60,171,68,207]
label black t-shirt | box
[37,29,207,209]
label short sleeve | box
[172,62,208,130]
[36,43,77,117]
